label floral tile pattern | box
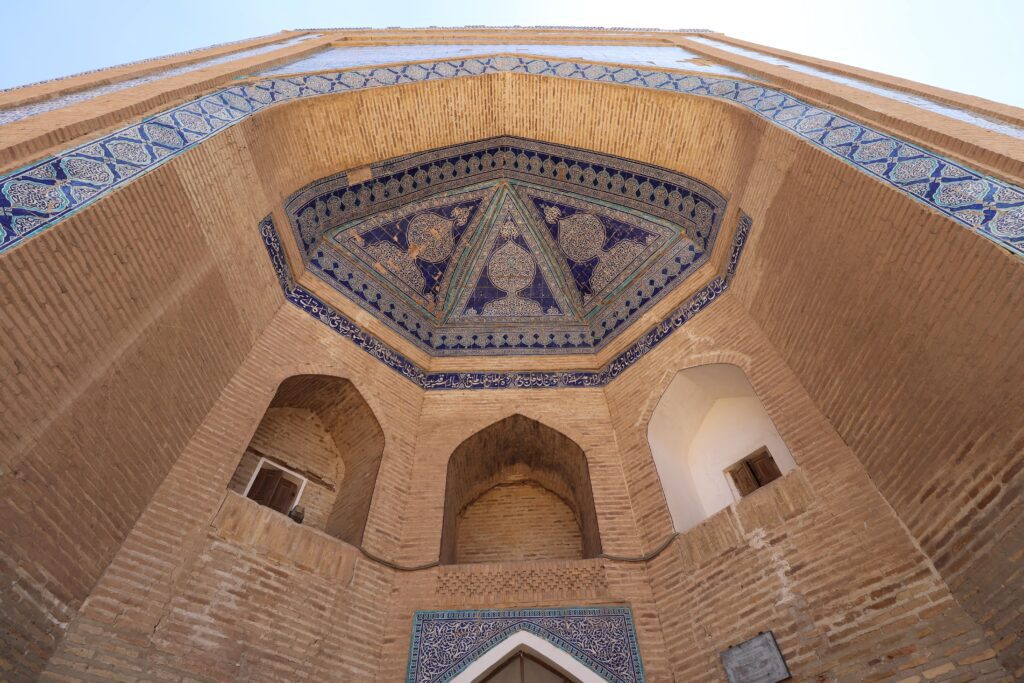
[290,137,721,355]
[406,607,645,682]
[258,211,750,389]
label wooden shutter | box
[269,477,299,514]
[248,467,282,506]
[749,452,782,486]
[730,462,760,496]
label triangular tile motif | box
[460,200,565,318]
[327,185,494,315]
[350,198,483,309]
[525,193,662,307]
[289,136,725,355]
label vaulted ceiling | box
[286,137,726,355]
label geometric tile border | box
[259,211,750,389]
[406,607,645,683]
[2,55,1022,256]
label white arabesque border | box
[451,630,605,682]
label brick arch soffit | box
[641,358,799,460]
[263,372,385,450]
[252,360,396,447]
[635,353,759,430]
[438,412,603,565]
[435,405,600,458]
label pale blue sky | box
[2,0,1022,108]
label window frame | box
[242,456,308,514]
[725,446,782,499]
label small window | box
[244,458,306,515]
[727,447,782,497]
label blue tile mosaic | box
[354,197,483,305]
[289,138,718,355]
[258,210,750,390]
[460,207,565,318]
[406,606,645,682]
[1,55,1021,258]
[531,195,660,304]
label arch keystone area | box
[451,630,605,682]
[406,607,645,683]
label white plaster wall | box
[451,631,605,682]
[647,373,713,530]
[689,396,795,516]
[647,364,795,532]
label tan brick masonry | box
[0,29,1020,681]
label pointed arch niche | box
[227,374,385,545]
[454,631,603,682]
[440,415,602,565]
[647,364,796,532]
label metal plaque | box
[720,631,791,683]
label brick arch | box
[439,414,602,564]
[230,373,385,546]
[634,351,758,431]
[253,360,398,442]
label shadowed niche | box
[440,414,602,564]
[228,374,385,546]
[647,363,795,533]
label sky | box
[2,0,1022,109]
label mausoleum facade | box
[0,27,1021,682]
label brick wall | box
[720,91,1024,675]
[0,113,282,680]
[605,297,1010,681]
[455,480,585,563]
[40,304,424,681]
[227,407,342,530]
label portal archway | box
[440,414,602,564]
[454,631,602,682]
[647,363,796,532]
[228,374,385,545]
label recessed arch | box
[228,373,385,545]
[647,363,796,532]
[440,414,602,564]
[452,630,604,683]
